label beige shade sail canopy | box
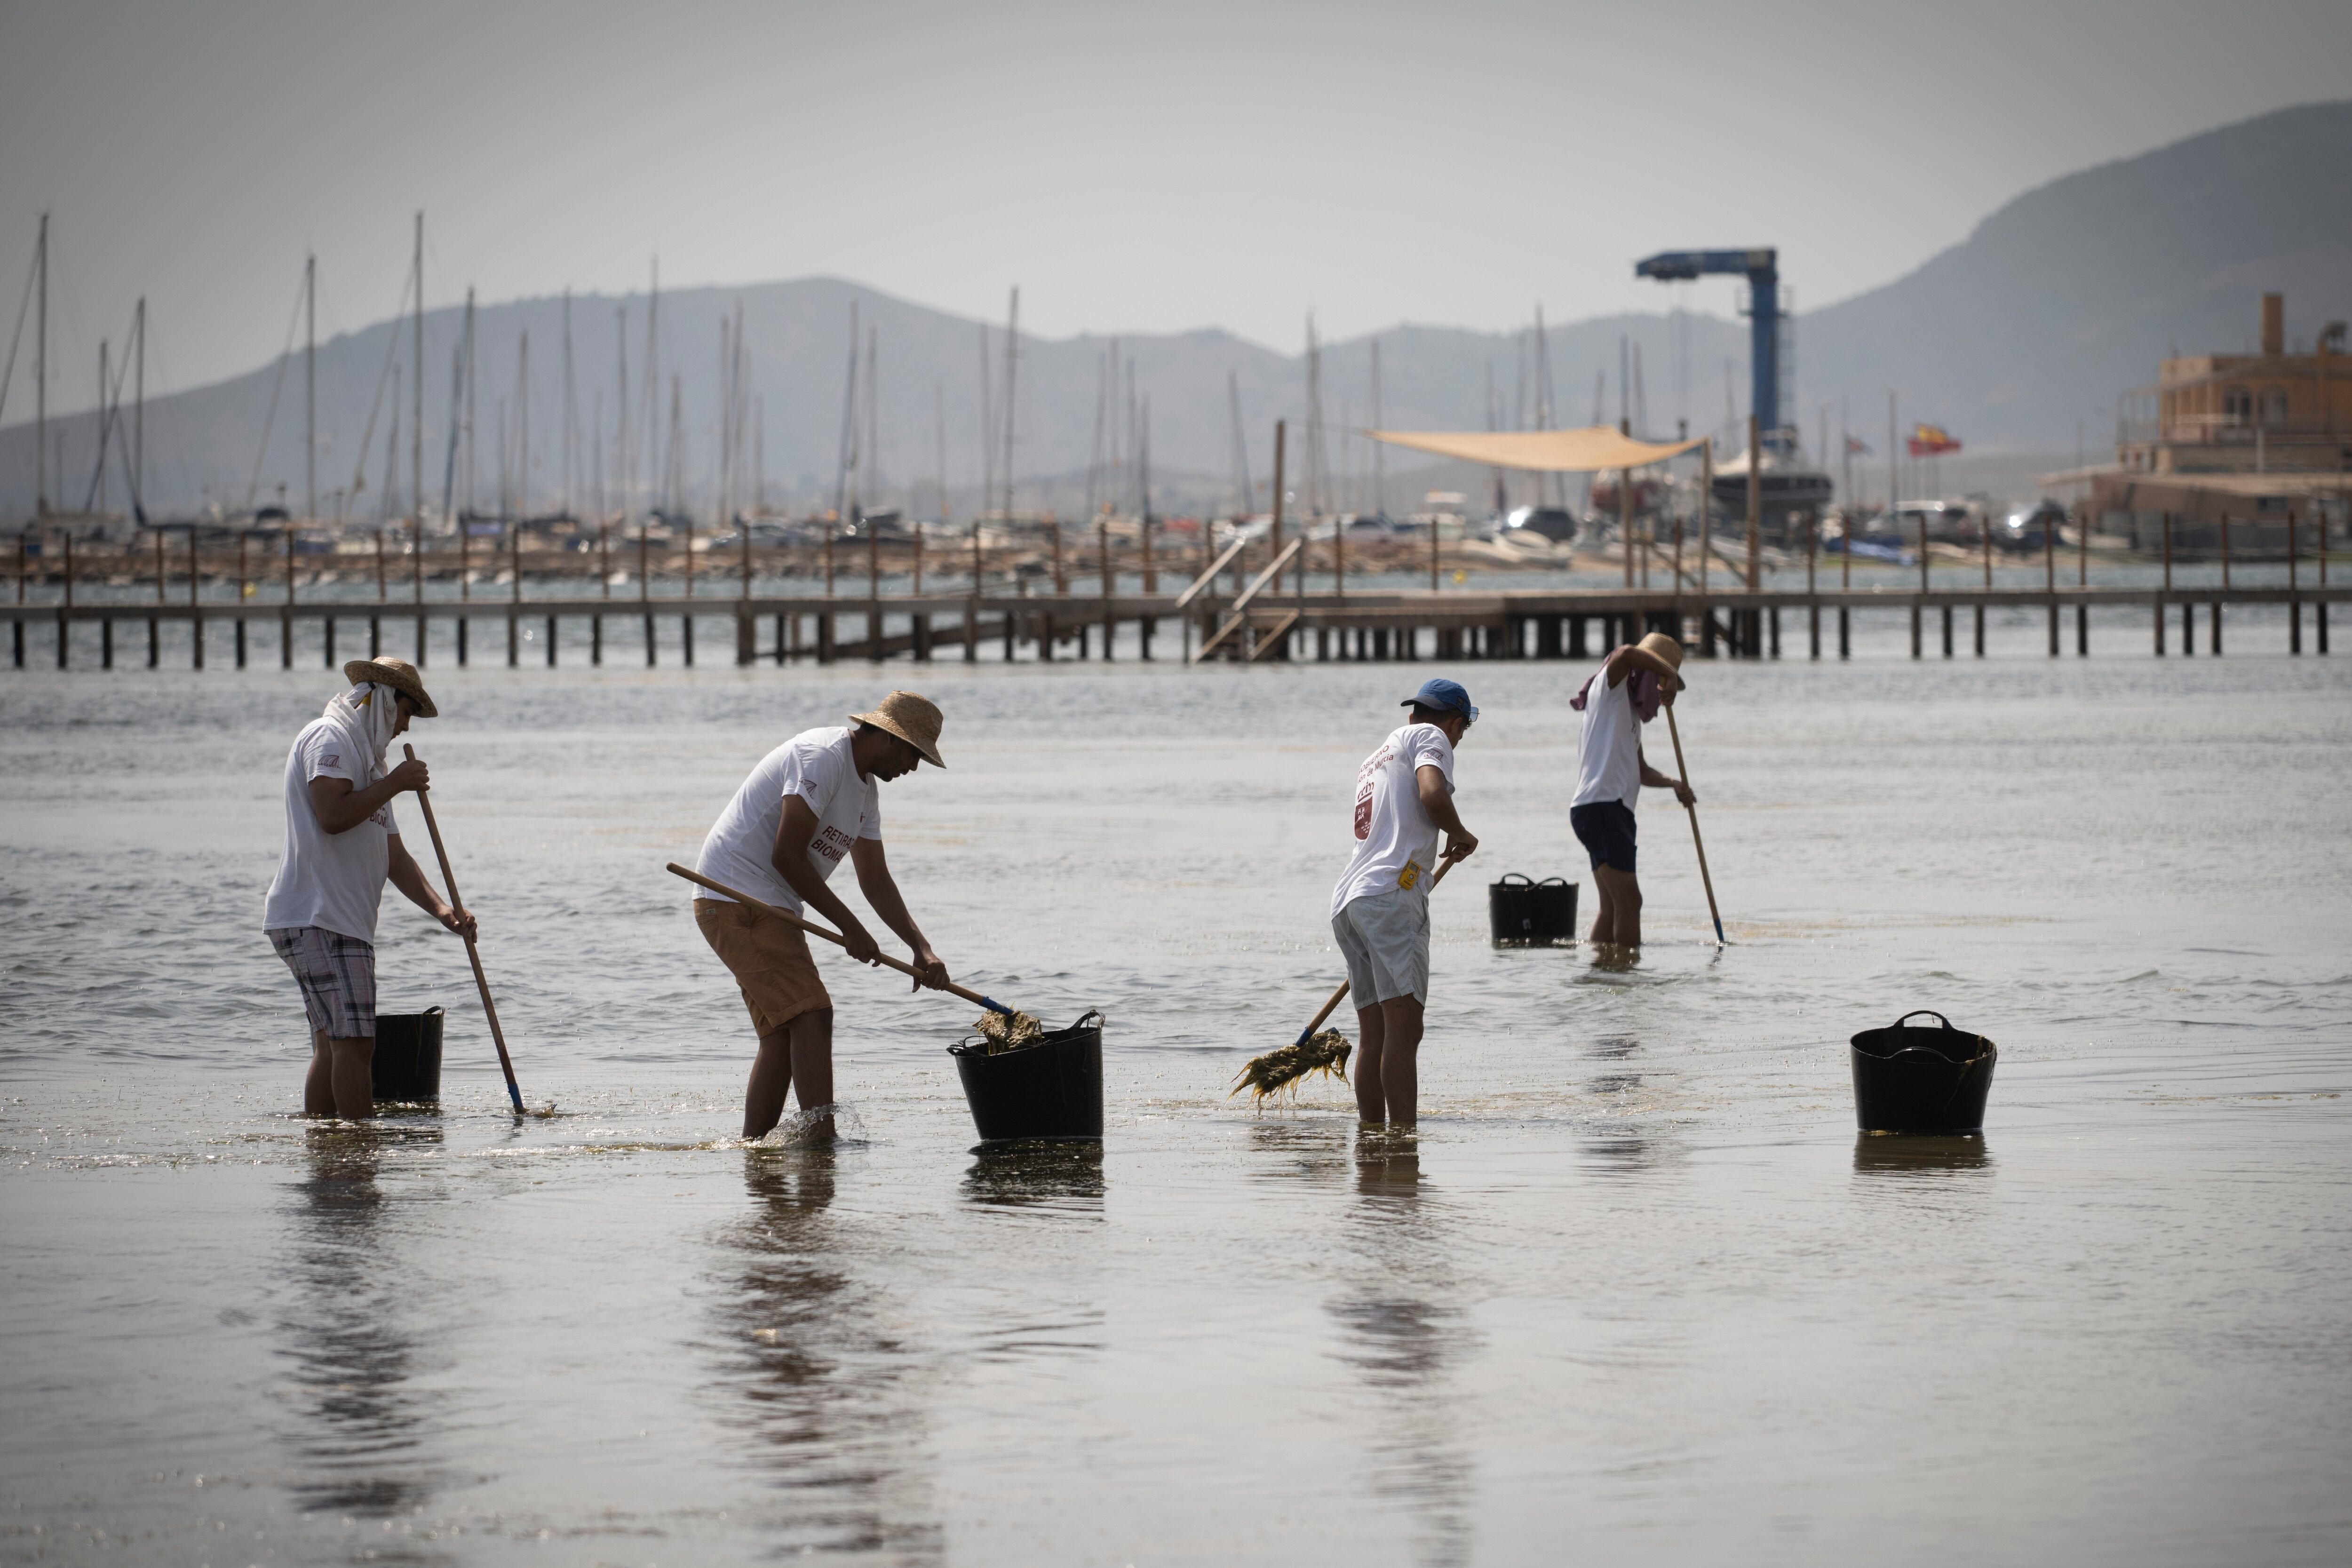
[1367,425,1705,473]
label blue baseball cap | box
[1402,678,1477,724]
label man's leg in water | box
[1353,1003,1389,1123]
[745,1006,835,1138]
[305,1030,334,1115]
[307,1033,375,1119]
[1592,864,1642,947]
[1589,877,1618,945]
[1375,996,1424,1126]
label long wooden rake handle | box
[403,744,526,1113]
[1292,855,1460,1045]
[665,862,1014,1017]
[1662,708,1726,946]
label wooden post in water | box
[507,515,521,667]
[188,528,203,669]
[2045,501,2058,656]
[59,531,72,669]
[2214,513,2228,655]
[1806,510,1819,659]
[965,520,980,665]
[1912,509,1926,660]
[1096,516,1113,661]
[235,532,248,668]
[2286,510,2305,658]
[640,525,656,668]
[281,528,295,670]
[867,513,882,664]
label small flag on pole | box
[1907,423,1962,457]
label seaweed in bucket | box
[975,1008,1046,1053]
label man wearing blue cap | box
[1328,677,1480,1127]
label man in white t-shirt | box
[693,690,953,1138]
[1568,631,1695,951]
[263,658,475,1121]
[1329,677,1480,1128]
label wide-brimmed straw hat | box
[342,657,438,718]
[849,690,945,767]
[1636,631,1686,680]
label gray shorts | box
[1331,887,1430,1011]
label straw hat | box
[1636,631,1686,678]
[849,690,945,767]
[342,656,438,718]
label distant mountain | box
[4,101,2344,520]
[0,277,1742,520]
[1802,99,2352,447]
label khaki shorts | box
[695,897,831,1035]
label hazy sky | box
[4,0,2347,418]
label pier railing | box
[9,511,2341,670]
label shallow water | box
[4,645,2351,1565]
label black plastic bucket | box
[1488,873,1577,947]
[1849,1010,1996,1134]
[948,1010,1104,1143]
[373,1007,445,1103]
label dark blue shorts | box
[1570,801,1637,874]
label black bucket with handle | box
[1488,874,1577,947]
[1849,1011,1996,1134]
[949,1010,1104,1143]
[372,1007,445,1103]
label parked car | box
[1999,500,2067,553]
[1502,505,1578,545]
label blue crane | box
[1634,248,1784,451]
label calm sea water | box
[4,633,2349,1566]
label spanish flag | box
[1907,423,1962,457]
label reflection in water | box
[1245,1118,1355,1188]
[714,1149,941,1561]
[1584,1034,1640,1061]
[1853,1133,1994,1175]
[961,1140,1105,1214]
[278,1123,444,1523]
[1327,1133,1475,1568]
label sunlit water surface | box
[4,642,2350,1566]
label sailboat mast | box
[1370,339,1385,517]
[304,256,315,521]
[133,298,144,517]
[462,289,476,518]
[411,212,423,535]
[34,212,46,514]
[999,287,1018,520]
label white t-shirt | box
[695,726,882,914]
[1571,655,1645,810]
[262,717,401,942]
[1330,722,1455,915]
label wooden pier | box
[7,581,2341,671]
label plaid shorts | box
[269,926,378,1039]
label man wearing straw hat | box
[1568,631,1695,951]
[1330,677,1481,1129]
[263,657,476,1121]
[693,691,954,1138]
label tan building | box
[2079,293,2350,534]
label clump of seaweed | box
[976,1009,1046,1054]
[1230,1029,1352,1103]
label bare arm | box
[1415,764,1478,862]
[770,796,883,963]
[1638,749,1696,806]
[385,835,476,938]
[308,757,430,835]
[851,837,950,992]
[1605,643,1683,702]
